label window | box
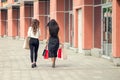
[1,0,7,2]
[14,0,19,2]
[102,0,112,4]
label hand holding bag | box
[57,48,62,58]
[57,44,67,60]
[42,45,49,59]
[23,37,30,49]
[44,49,49,59]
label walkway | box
[0,38,120,80]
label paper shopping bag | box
[44,49,49,59]
[23,37,30,49]
[57,48,62,58]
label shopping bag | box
[44,49,49,59]
[42,49,46,56]
[57,48,62,58]
[62,48,67,60]
[23,37,30,49]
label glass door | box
[69,12,74,47]
[102,5,112,58]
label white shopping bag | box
[23,37,30,49]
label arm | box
[27,27,31,37]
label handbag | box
[42,45,49,59]
[23,37,30,49]
[42,49,46,56]
[44,49,49,59]
[57,48,62,58]
[57,46,67,60]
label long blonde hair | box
[31,19,39,35]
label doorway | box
[78,9,83,53]
[102,5,112,58]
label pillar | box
[39,1,46,40]
[82,0,93,55]
[7,6,15,38]
[0,10,4,37]
[112,0,120,66]
[34,0,39,20]
[20,3,31,38]
[73,0,83,48]
[73,9,78,48]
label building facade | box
[0,0,120,66]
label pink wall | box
[20,5,25,38]
[34,1,39,20]
[84,0,93,5]
[0,11,4,36]
[50,0,65,43]
[83,6,93,49]
[7,7,13,37]
[0,11,7,36]
[64,13,69,42]
[73,0,83,7]
[73,0,93,49]
[20,4,33,38]
[39,1,46,40]
[94,6,101,48]
[0,1,1,7]
[112,0,120,57]
[7,8,18,37]
[50,0,57,19]
[73,9,78,48]
[7,0,14,4]
[13,9,18,37]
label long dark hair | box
[47,19,59,37]
[31,19,39,35]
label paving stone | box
[0,38,120,80]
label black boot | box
[31,64,35,68]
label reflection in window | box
[1,0,7,2]
[102,0,113,4]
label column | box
[34,0,39,20]
[20,3,26,38]
[82,0,93,55]
[7,6,15,38]
[20,3,31,38]
[73,9,78,48]
[39,1,46,40]
[50,0,65,43]
[112,0,120,66]
[0,10,4,37]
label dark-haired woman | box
[47,19,60,68]
[27,19,40,68]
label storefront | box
[93,0,112,58]
[64,0,74,47]
[0,9,7,37]
[0,0,120,66]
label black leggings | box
[29,38,39,63]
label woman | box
[27,19,40,68]
[47,19,60,68]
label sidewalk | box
[0,38,120,80]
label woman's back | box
[49,25,59,38]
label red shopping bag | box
[57,48,62,58]
[44,49,49,59]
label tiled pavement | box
[0,38,120,80]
